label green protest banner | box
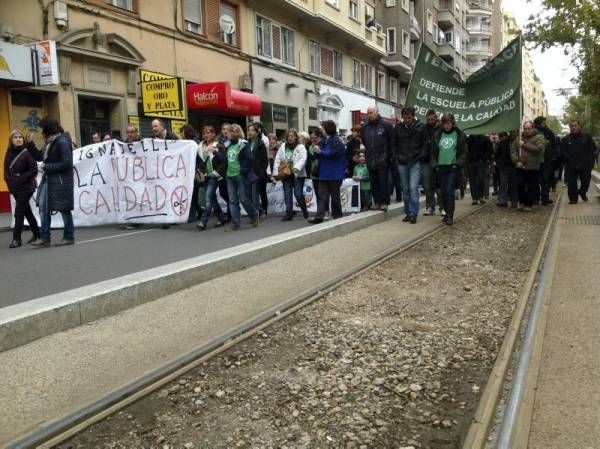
[405,35,522,134]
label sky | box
[501,0,577,116]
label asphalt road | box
[0,216,308,309]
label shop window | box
[220,2,237,47]
[184,0,203,35]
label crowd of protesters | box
[4,108,598,248]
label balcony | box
[466,23,492,36]
[438,10,454,28]
[466,45,492,58]
[364,27,387,55]
[437,42,456,60]
[467,0,492,16]
[410,15,421,41]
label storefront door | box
[78,97,119,145]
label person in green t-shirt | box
[352,151,371,211]
[431,112,467,226]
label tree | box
[563,95,600,137]
[545,115,565,135]
[526,0,600,97]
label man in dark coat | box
[394,106,427,223]
[31,118,75,247]
[534,116,558,205]
[422,109,440,215]
[361,105,394,211]
[561,120,598,203]
[466,134,492,205]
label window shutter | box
[321,47,334,77]
[184,0,201,23]
[272,25,281,60]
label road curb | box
[0,205,407,353]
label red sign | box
[187,82,262,116]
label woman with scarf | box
[196,125,227,230]
[273,129,309,221]
[3,130,41,247]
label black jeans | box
[217,178,231,221]
[438,166,457,219]
[468,161,487,201]
[369,167,390,206]
[315,180,343,219]
[517,169,539,208]
[12,191,39,241]
[565,165,592,202]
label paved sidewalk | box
[527,189,600,449]
[0,198,480,445]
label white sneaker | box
[455,189,461,200]
[423,207,434,216]
[440,209,446,216]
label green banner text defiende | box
[405,35,522,134]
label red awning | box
[186,81,262,116]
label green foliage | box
[545,115,564,134]
[525,0,600,97]
[563,95,600,137]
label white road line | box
[76,229,157,244]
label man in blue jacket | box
[361,106,394,211]
[394,106,427,223]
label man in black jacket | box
[534,116,558,205]
[466,134,492,205]
[394,106,426,223]
[31,118,75,247]
[361,105,394,211]
[561,120,598,203]
[422,109,440,215]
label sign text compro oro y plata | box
[140,69,186,118]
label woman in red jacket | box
[3,130,41,248]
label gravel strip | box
[60,205,551,449]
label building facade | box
[465,0,493,73]
[502,10,549,121]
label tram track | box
[6,197,557,449]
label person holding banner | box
[4,130,41,248]
[395,106,427,224]
[511,121,545,212]
[361,106,394,212]
[308,121,346,224]
[197,125,226,230]
[31,118,75,247]
[224,124,259,231]
[273,129,309,221]
[431,113,467,226]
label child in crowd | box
[352,151,371,211]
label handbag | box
[276,160,292,180]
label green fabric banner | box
[405,35,522,135]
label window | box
[401,0,409,13]
[106,0,134,10]
[433,23,439,44]
[281,28,295,65]
[184,0,202,34]
[390,77,398,103]
[365,3,375,27]
[220,2,237,46]
[352,59,373,92]
[377,72,386,98]
[444,30,454,45]
[326,0,339,8]
[426,10,433,34]
[385,0,396,6]
[256,16,272,58]
[334,51,343,82]
[349,0,359,20]
[455,32,461,52]
[309,40,320,74]
[401,29,410,57]
[387,28,396,54]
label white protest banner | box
[11,139,197,226]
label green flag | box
[405,35,522,134]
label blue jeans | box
[438,166,457,219]
[226,175,257,228]
[282,176,307,218]
[398,161,421,217]
[200,177,225,226]
[39,186,74,242]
